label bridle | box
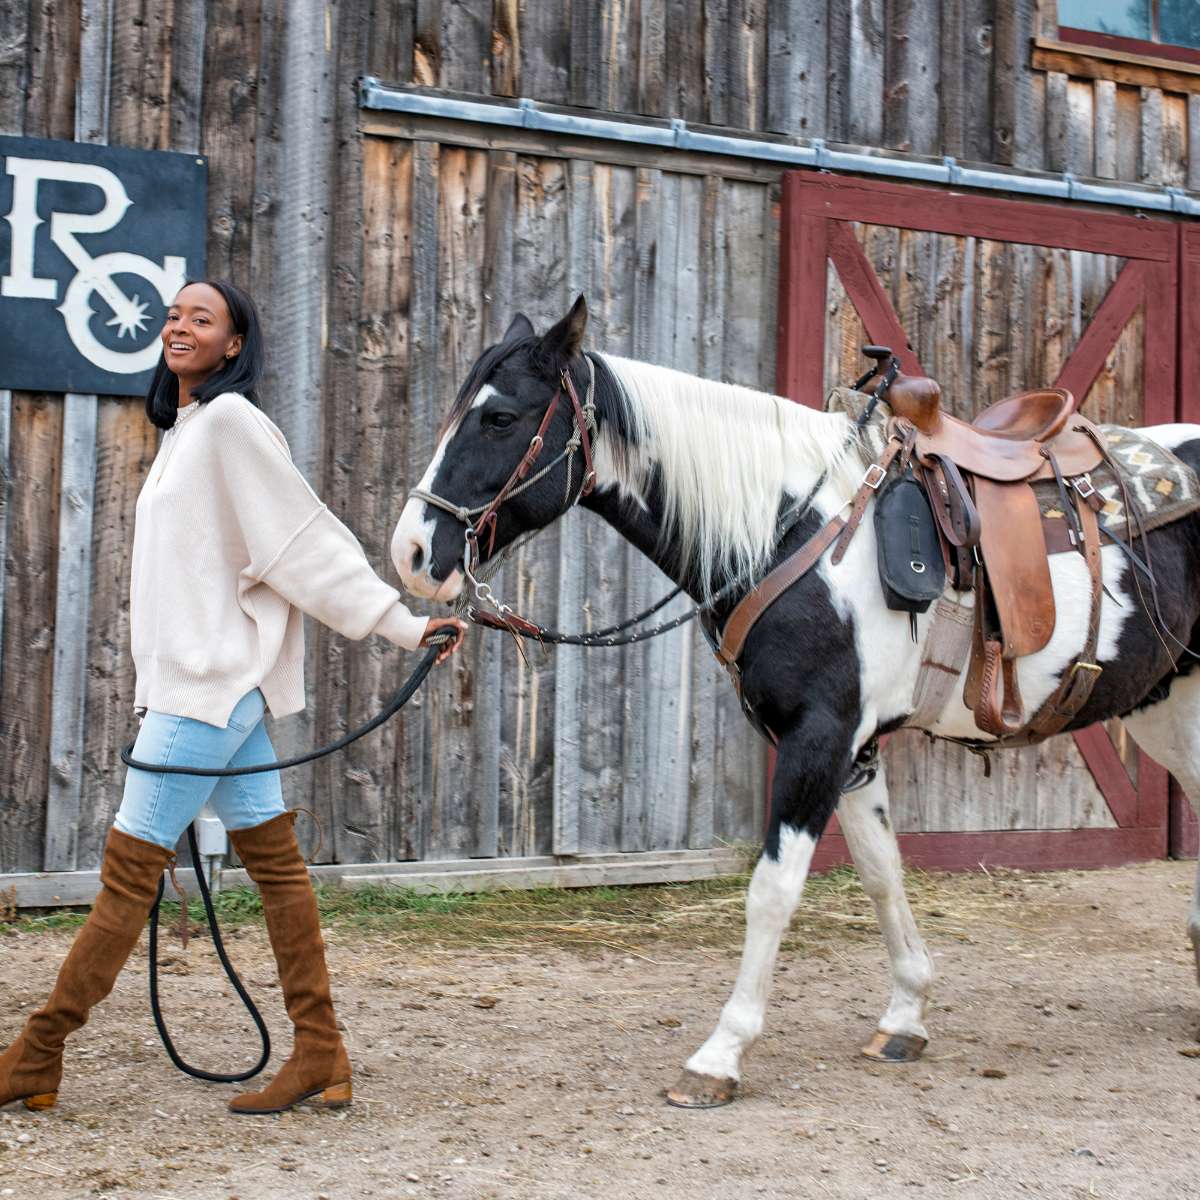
[410,355,598,624]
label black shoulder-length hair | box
[144,280,266,429]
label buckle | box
[1073,475,1096,499]
[1070,660,1102,678]
[862,463,888,490]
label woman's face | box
[160,283,243,385]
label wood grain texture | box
[520,0,569,105]
[883,0,940,155]
[470,149,518,859]
[491,0,519,97]
[394,138,441,861]
[427,143,489,860]
[42,394,97,871]
[940,0,965,158]
[962,0,994,162]
[368,0,415,81]
[0,0,29,133]
[261,0,338,855]
[1139,87,1164,185]
[440,0,491,93]
[1189,95,1200,191]
[551,158,593,856]
[726,0,767,132]
[355,138,416,861]
[202,0,264,280]
[44,3,105,874]
[847,0,884,146]
[76,401,157,868]
[663,0,704,122]
[1093,79,1117,178]
[498,154,568,857]
[993,0,1044,170]
[321,0,394,866]
[25,0,80,140]
[766,0,827,138]
[0,396,63,873]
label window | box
[1059,0,1200,58]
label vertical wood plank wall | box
[1,0,1196,874]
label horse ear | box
[503,312,535,343]
[539,294,588,364]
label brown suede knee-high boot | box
[0,827,173,1111]
[227,812,351,1114]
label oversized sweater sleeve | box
[209,394,429,649]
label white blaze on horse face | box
[391,388,500,601]
[683,826,815,1083]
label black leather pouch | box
[874,469,945,612]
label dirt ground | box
[4,861,1200,1200]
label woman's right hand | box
[421,616,468,664]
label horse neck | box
[579,359,850,602]
[580,483,702,595]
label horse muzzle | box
[391,500,466,601]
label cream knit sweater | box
[130,391,428,728]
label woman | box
[0,280,464,1116]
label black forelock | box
[441,336,536,433]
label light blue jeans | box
[114,688,287,851]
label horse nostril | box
[411,544,425,574]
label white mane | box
[596,354,860,598]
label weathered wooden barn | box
[2,0,1199,901]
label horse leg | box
[838,773,934,1062]
[1122,670,1200,982]
[666,731,840,1108]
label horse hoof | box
[665,1070,738,1108]
[861,1031,927,1063]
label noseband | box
[409,356,598,602]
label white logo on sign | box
[1,156,186,374]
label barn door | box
[778,173,1179,871]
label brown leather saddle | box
[713,347,1109,748]
[857,351,1106,742]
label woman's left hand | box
[421,616,469,664]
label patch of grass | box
[4,857,1053,954]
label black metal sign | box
[0,136,207,397]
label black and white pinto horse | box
[391,297,1200,1108]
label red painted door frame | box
[776,172,1182,872]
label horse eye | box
[484,411,516,431]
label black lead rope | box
[148,823,272,1082]
[121,641,447,777]
[132,637,453,1081]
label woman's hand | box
[421,616,469,664]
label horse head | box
[392,295,596,601]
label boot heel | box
[319,1081,352,1108]
[22,1092,57,1112]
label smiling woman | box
[0,279,465,1120]
[144,281,264,426]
